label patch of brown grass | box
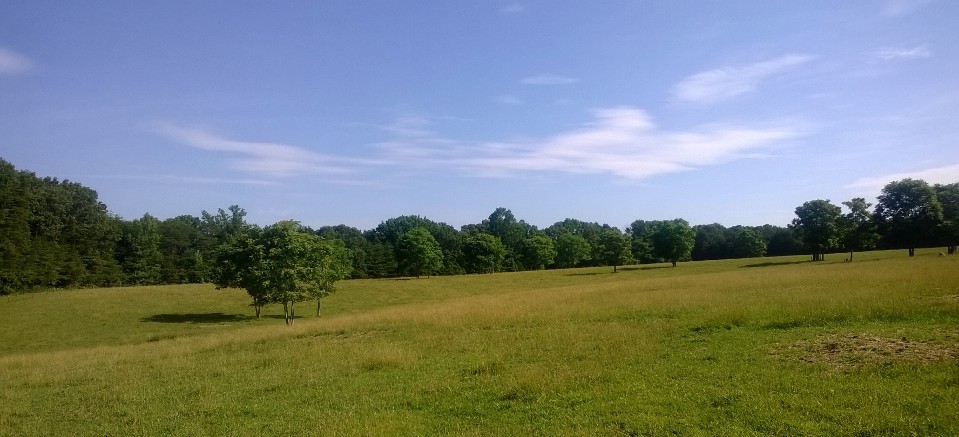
[772,332,959,369]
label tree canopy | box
[213,221,352,323]
[792,199,843,261]
[649,219,695,267]
[875,179,944,256]
[396,227,444,278]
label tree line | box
[1,158,956,295]
[792,178,958,261]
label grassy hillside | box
[1,250,957,435]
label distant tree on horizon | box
[733,228,767,258]
[521,234,557,270]
[933,183,959,254]
[462,232,506,274]
[554,233,591,268]
[396,227,444,278]
[650,219,695,267]
[792,199,842,261]
[595,228,632,272]
[875,179,944,257]
[840,198,879,262]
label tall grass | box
[1,249,957,435]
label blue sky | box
[2,1,957,231]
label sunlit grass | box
[1,249,957,435]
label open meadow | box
[1,250,957,435]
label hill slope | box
[1,251,957,435]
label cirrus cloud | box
[872,45,932,61]
[521,73,579,85]
[376,106,804,181]
[0,46,34,75]
[673,54,815,103]
[154,123,373,178]
[847,163,959,195]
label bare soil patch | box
[772,332,959,369]
[927,294,959,303]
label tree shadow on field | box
[620,266,671,271]
[141,313,253,324]
[565,272,607,276]
[263,315,304,321]
[741,260,810,268]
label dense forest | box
[1,158,957,294]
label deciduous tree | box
[934,183,959,254]
[462,233,506,273]
[304,238,352,317]
[596,228,632,272]
[840,198,879,261]
[875,179,944,257]
[650,219,695,267]
[396,227,444,278]
[213,221,352,324]
[554,233,591,268]
[733,228,767,258]
[792,200,842,261]
[521,234,557,270]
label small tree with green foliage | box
[650,219,695,267]
[596,228,632,272]
[462,233,506,273]
[933,183,959,254]
[396,227,444,278]
[213,221,351,324]
[305,238,353,316]
[554,233,591,268]
[521,234,557,270]
[840,198,879,262]
[212,226,270,317]
[875,179,944,257]
[733,228,767,258]
[792,199,842,261]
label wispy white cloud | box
[872,45,932,61]
[492,94,525,105]
[673,54,815,103]
[0,46,34,75]
[500,3,525,14]
[155,123,370,177]
[521,73,579,85]
[881,0,935,17]
[847,163,959,194]
[90,173,277,186]
[375,106,803,181]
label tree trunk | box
[949,245,956,255]
[254,305,261,318]
[316,299,321,317]
[848,250,853,262]
[613,265,618,273]
[671,259,677,267]
[290,303,295,325]
[909,247,916,257]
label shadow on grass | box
[141,313,253,324]
[263,314,305,320]
[620,265,672,271]
[565,272,607,276]
[741,260,811,268]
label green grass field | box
[1,250,957,435]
